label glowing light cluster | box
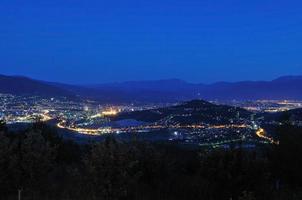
[256,128,279,145]
[102,109,118,116]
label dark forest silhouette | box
[0,120,302,200]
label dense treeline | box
[0,121,302,200]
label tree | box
[12,130,56,199]
[84,137,140,200]
[0,131,11,196]
[272,123,302,189]
[0,119,7,132]
[239,191,256,200]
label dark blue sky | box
[1,0,302,84]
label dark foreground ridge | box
[1,120,302,200]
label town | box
[1,93,289,148]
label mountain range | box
[1,74,302,102]
[0,75,74,97]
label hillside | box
[0,74,74,97]
[113,100,252,125]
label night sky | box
[1,0,302,84]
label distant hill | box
[113,100,252,125]
[83,79,199,103]
[1,74,302,102]
[0,74,74,97]
[83,75,302,101]
[89,79,199,92]
[262,108,302,122]
[200,76,302,100]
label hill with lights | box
[112,100,252,125]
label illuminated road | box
[256,128,279,145]
[56,120,248,136]
[39,117,277,147]
[57,119,279,146]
